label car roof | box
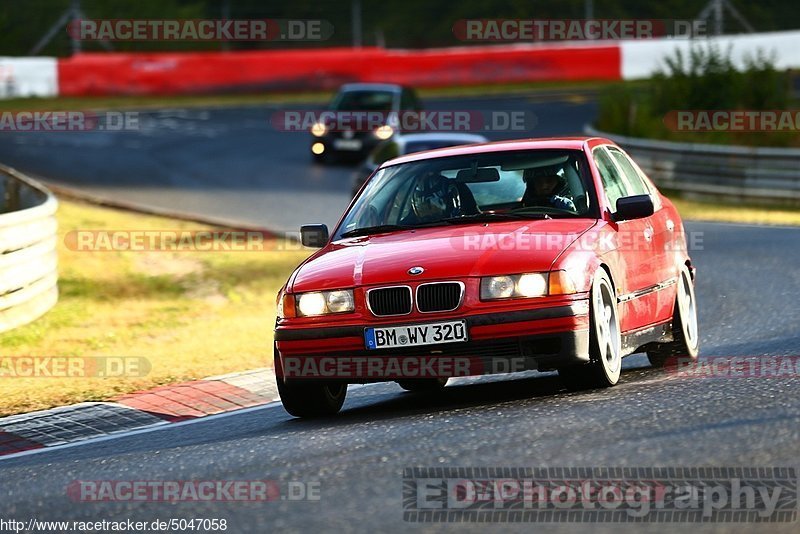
[382,137,608,167]
[339,83,404,93]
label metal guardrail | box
[0,164,58,334]
[586,126,800,205]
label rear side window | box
[593,148,628,212]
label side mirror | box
[300,224,329,247]
[614,195,654,222]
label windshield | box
[331,90,396,112]
[335,149,597,239]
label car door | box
[607,146,677,324]
[592,145,658,332]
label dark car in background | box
[351,132,489,196]
[310,83,422,163]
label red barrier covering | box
[57,44,620,96]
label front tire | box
[277,379,347,418]
[559,269,622,390]
[274,351,346,417]
[647,264,699,367]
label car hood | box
[291,219,596,291]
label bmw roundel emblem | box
[408,266,425,275]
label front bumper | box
[275,302,590,382]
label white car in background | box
[351,132,489,196]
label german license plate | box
[333,139,362,151]
[365,320,468,350]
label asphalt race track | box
[1,93,799,532]
[0,93,595,233]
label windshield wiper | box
[441,212,550,225]
[340,224,414,238]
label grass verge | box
[0,199,310,416]
[668,194,800,226]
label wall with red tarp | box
[56,44,621,96]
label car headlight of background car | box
[295,289,355,316]
[373,125,394,140]
[310,122,327,137]
[480,271,576,300]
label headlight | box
[481,273,548,300]
[310,122,327,137]
[296,289,355,316]
[326,289,355,313]
[374,125,394,140]
[517,273,548,297]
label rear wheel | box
[559,269,622,390]
[397,378,448,392]
[647,264,699,367]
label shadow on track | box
[2,361,663,468]
[281,361,663,430]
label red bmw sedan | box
[274,137,699,417]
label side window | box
[608,147,650,196]
[593,148,628,213]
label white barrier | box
[621,30,800,80]
[0,57,58,98]
[0,165,59,333]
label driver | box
[522,171,576,212]
[404,172,460,224]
